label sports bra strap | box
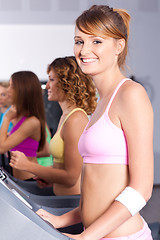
[17,116,26,126]
[59,108,87,131]
[106,78,131,113]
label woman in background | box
[10,56,97,196]
[0,71,46,180]
[0,82,13,132]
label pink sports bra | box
[9,116,39,157]
[78,79,130,165]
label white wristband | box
[115,186,146,216]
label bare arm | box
[36,206,82,229]
[0,106,41,153]
[37,124,51,158]
[36,140,50,158]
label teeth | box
[82,58,97,63]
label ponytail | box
[114,8,131,39]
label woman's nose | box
[46,81,49,89]
[80,43,91,56]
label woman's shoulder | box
[68,108,88,122]
[62,109,89,139]
[63,108,88,130]
[118,80,153,117]
[119,80,149,104]
[23,115,41,129]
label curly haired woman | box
[10,56,97,196]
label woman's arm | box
[37,124,51,158]
[0,107,41,153]
[119,82,154,199]
[60,110,88,186]
[10,151,78,185]
[10,111,88,186]
[36,206,82,229]
[36,140,50,158]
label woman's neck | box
[92,68,125,100]
[59,101,77,116]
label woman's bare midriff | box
[80,164,144,238]
[12,156,38,180]
[53,162,81,196]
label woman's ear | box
[116,39,125,55]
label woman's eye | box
[75,40,83,45]
[93,40,102,44]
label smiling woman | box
[74,33,125,77]
[36,5,154,240]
